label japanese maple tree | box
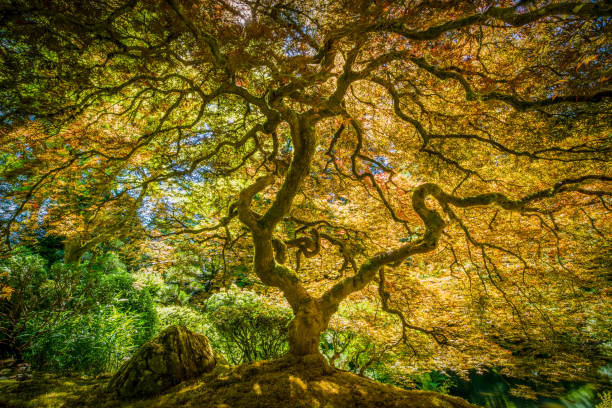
[1,0,610,381]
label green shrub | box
[156,305,209,334]
[25,305,139,374]
[0,251,78,358]
[204,288,293,364]
[320,329,393,379]
[73,252,133,308]
[412,371,455,394]
[597,391,612,408]
[116,288,157,347]
[76,253,158,347]
[3,249,158,373]
[559,384,596,408]
[24,285,156,374]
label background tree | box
[0,0,610,384]
[0,115,151,264]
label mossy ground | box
[0,373,108,408]
[0,359,478,408]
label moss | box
[0,373,107,408]
[274,264,300,284]
[0,359,478,408]
[107,325,216,398]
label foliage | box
[23,282,156,374]
[558,384,597,408]
[155,305,208,334]
[132,244,227,307]
[597,392,612,408]
[204,288,292,364]
[0,247,157,373]
[0,250,77,357]
[27,235,65,266]
[320,329,392,378]
[24,306,140,374]
[75,251,158,346]
[413,371,455,395]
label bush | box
[412,371,454,394]
[3,249,158,373]
[116,289,157,347]
[156,305,209,334]
[597,391,612,408]
[0,251,78,358]
[77,253,158,347]
[24,275,159,373]
[320,329,394,379]
[25,306,140,374]
[204,287,293,364]
[73,252,133,308]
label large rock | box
[108,325,217,398]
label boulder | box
[108,325,217,398]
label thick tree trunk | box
[287,299,328,356]
[63,241,86,265]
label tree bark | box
[287,299,328,356]
[236,113,326,358]
[63,241,87,265]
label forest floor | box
[0,358,478,408]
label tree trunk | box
[63,242,85,265]
[287,299,328,356]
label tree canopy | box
[1,0,610,385]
